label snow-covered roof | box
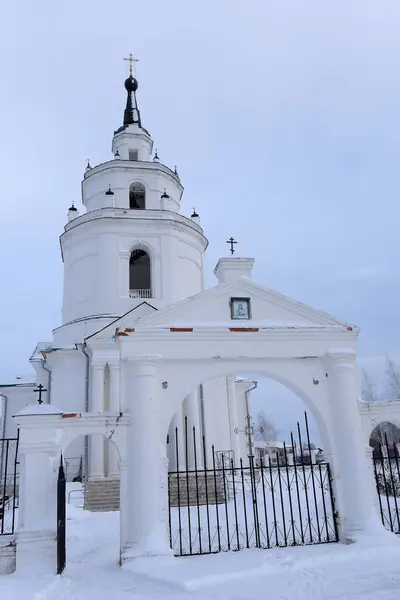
[0,374,35,387]
[254,440,286,449]
[29,341,53,361]
[15,404,62,417]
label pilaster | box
[326,349,382,539]
[90,362,105,478]
[123,359,171,560]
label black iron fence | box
[0,433,19,536]
[57,455,66,575]
[372,435,400,534]
[168,413,338,556]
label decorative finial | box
[226,237,237,255]
[153,149,160,162]
[114,149,120,159]
[174,165,179,178]
[85,159,92,172]
[191,207,199,218]
[123,53,139,77]
[69,200,77,212]
[105,185,114,196]
[161,188,169,199]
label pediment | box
[133,278,357,331]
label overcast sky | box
[1,2,399,434]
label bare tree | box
[361,369,380,403]
[385,354,400,400]
[256,410,278,443]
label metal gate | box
[168,413,338,556]
[372,436,400,534]
[57,455,66,575]
[0,433,19,537]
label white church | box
[2,60,397,563]
[1,61,259,491]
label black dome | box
[124,76,138,92]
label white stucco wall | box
[359,400,400,445]
[60,209,207,325]
[0,383,35,439]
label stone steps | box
[168,472,226,506]
[84,472,227,512]
[84,479,120,512]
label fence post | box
[57,454,66,575]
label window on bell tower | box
[129,149,138,161]
[129,182,146,210]
[129,249,152,298]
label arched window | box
[129,182,146,210]
[129,249,152,298]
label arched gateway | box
[14,257,381,567]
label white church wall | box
[202,376,232,465]
[82,162,183,213]
[60,210,206,326]
[46,350,87,465]
[0,383,35,439]
[234,379,257,461]
[359,401,400,445]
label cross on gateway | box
[123,53,139,77]
[226,237,237,255]
[34,384,47,405]
[234,414,264,454]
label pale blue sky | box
[0,1,399,437]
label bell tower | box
[57,59,208,343]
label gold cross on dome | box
[123,53,139,77]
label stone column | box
[169,409,185,471]
[183,387,203,469]
[326,350,382,539]
[109,363,120,413]
[16,442,59,572]
[119,458,129,555]
[227,377,241,467]
[123,360,171,560]
[107,363,121,477]
[90,362,105,479]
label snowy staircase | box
[84,478,120,512]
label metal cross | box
[234,414,264,455]
[226,237,237,255]
[34,384,47,405]
[123,53,139,77]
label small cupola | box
[105,185,115,206]
[160,189,169,209]
[68,202,79,222]
[85,159,92,173]
[153,149,160,163]
[191,207,200,225]
[112,54,153,162]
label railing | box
[129,288,152,299]
[372,436,400,534]
[168,413,338,556]
[0,434,19,536]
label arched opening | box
[62,433,120,566]
[369,421,400,459]
[129,249,152,298]
[129,182,145,210]
[166,372,336,556]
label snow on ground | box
[1,485,400,600]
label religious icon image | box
[230,297,251,320]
